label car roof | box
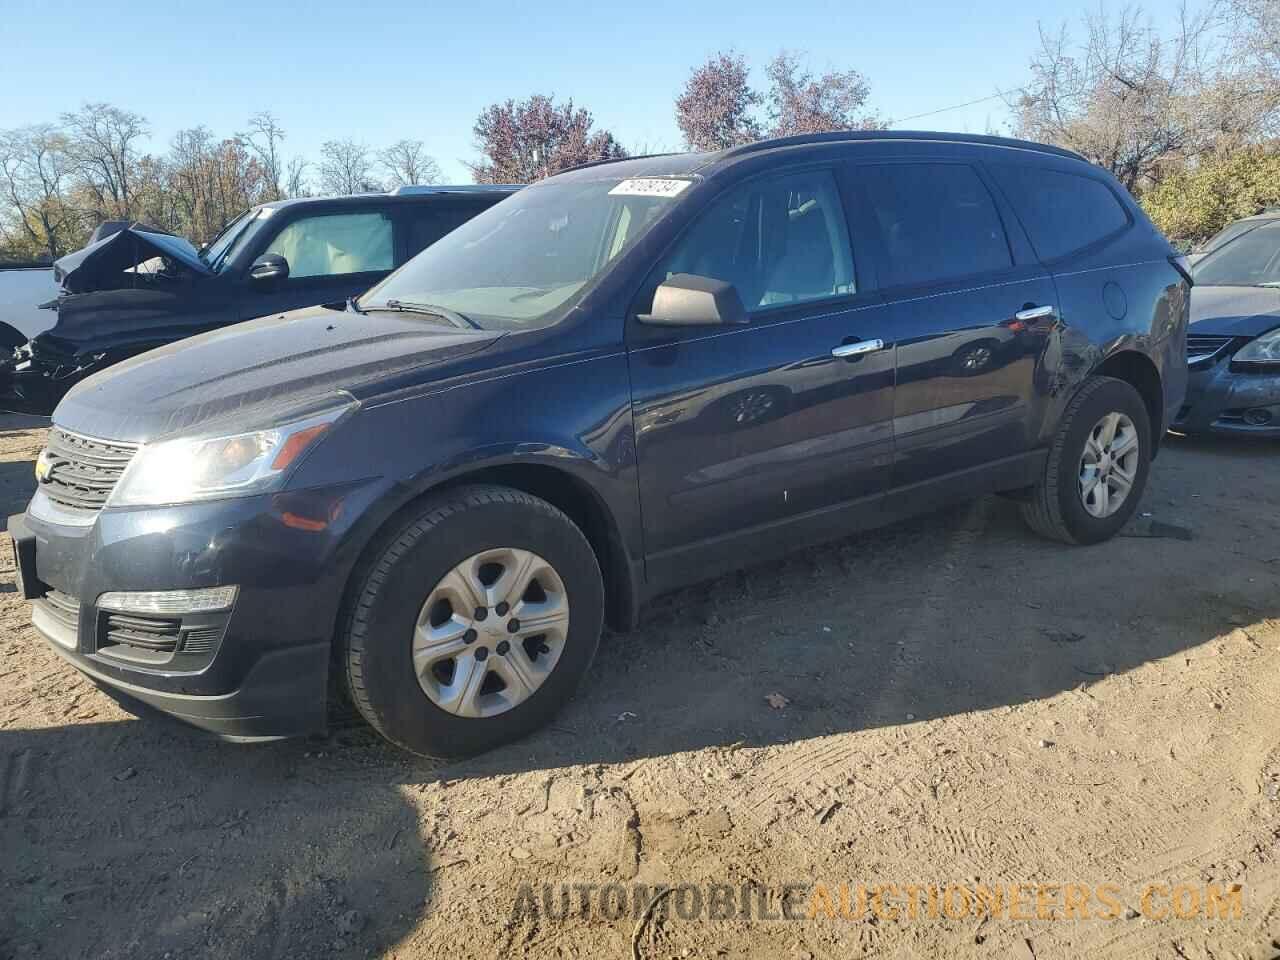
[548,130,1088,184]
[1222,210,1280,226]
[257,184,522,213]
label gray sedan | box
[1171,218,1280,436]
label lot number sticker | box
[609,178,693,198]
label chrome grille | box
[1186,334,1234,364]
[39,428,137,512]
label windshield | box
[1192,220,1280,286]
[1196,219,1268,255]
[203,206,274,272]
[359,178,687,330]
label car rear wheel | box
[342,485,603,757]
[1020,375,1152,545]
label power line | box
[887,85,1029,126]
[888,12,1219,127]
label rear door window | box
[858,163,1012,288]
[988,165,1130,261]
[405,203,493,260]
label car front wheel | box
[342,485,604,757]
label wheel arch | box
[336,456,641,651]
[431,462,639,632]
[1093,349,1164,455]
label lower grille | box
[103,613,181,653]
[180,626,222,655]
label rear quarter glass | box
[986,163,1131,261]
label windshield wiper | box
[364,299,480,329]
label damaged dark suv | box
[0,185,519,414]
[10,132,1188,757]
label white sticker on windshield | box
[609,178,692,198]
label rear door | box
[239,207,396,318]
[852,160,1057,502]
[628,166,895,582]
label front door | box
[627,166,895,586]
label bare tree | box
[286,156,310,198]
[318,139,378,195]
[168,127,272,243]
[242,111,287,201]
[765,52,880,137]
[60,102,149,220]
[675,52,762,151]
[469,95,626,183]
[1010,3,1280,190]
[378,139,442,187]
[0,125,82,260]
[1225,0,1280,76]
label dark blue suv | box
[10,132,1190,756]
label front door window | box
[262,212,393,278]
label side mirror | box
[249,253,289,284]
[637,273,748,327]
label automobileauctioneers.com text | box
[508,880,1246,924]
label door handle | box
[831,338,885,359]
[1014,304,1057,322]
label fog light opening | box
[1243,408,1274,426]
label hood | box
[1189,285,1280,337]
[52,225,210,294]
[53,304,500,443]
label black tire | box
[1020,376,1152,545]
[342,485,603,757]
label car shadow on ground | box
[0,718,430,959]
[0,457,35,531]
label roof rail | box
[388,184,523,196]
[558,152,681,175]
[716,130,1088,163]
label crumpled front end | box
[0,225,212,416]
[0,332,104,416]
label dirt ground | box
[0,411,1278,960]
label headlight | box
[108,405,351,507]
[1234,327,1280,363]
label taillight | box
[1169,254,1194,287]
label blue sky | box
[1,0,1189,184]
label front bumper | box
[1169,352,1280,437]
[9,478,386,739]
